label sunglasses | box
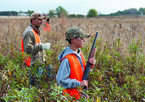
[75,37,84,40]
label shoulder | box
[61,54,76,64]
[65,54,76,58]
[23,31,35,41]
[62,54,77,62]
[24,31,34,37]
[60,58,70,67]
[22,25,34,37]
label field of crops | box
[0,16,145,101]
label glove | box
[42,43,51,50]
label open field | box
[0,16,145,101]
[1,16,145,56]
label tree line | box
[0,11,18,16]
[100,7,145,17]
[0,6,145,17]
[0,10,35,16]
[48,6,97,18]
[0,6,98,18]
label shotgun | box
[82,32,98,90]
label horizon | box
[0,0,145,15]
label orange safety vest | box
[43,23,51,31]
[21,29,41,66]
[62,52,86,99]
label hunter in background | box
[43,18,51,31]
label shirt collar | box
[30,24,40,34]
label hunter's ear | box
[71,38,75,42]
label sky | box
[1,0,145,15]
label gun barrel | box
[82,32,98,80]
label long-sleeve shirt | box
[22,24,45,66]
[56,46,85,88]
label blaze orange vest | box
[21,29,41,66]
[62,52,86,99]
[43,23,51,31]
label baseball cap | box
[46,18,50,22]
[30,12,46,20]
[65,27,90,41]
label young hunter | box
[56,27,96,99]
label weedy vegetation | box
[0,15,145,102]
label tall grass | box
[0,16,145,101]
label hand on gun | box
[89,58,96,65]
[80,80,88,88]
[89,47,96,69]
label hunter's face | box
[33,18,43,29]
[74,37,85,48]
